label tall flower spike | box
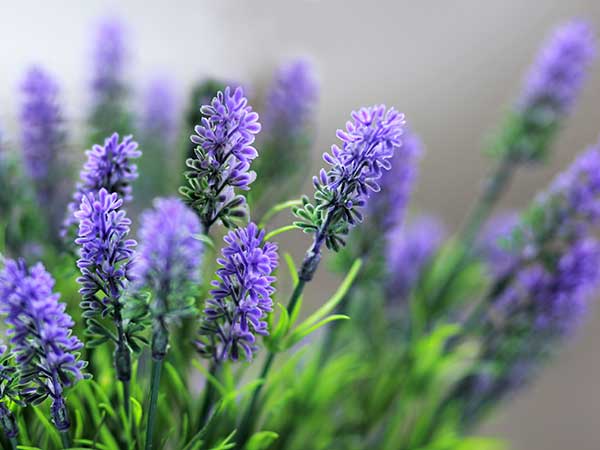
[0,259,86,432]
[293,105,405,280]
[75,188,136,383]
[368,126,422,230]
[197,223,278,362]
[64,133,141,235]
[88,17,132,144]
[180,86,261,230]
[20,66,67,236]
[495,21,596,162]
[385,215,446,302]
[134,198,203,359]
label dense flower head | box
[181,86,261,229]
[134,197,203,299]
[263,58,319,136]
[142,77,178,145]
[92,17,127,97]
[64,133,141,233]
[198,223,278,361]
[368,126,422,230]
[75,188,136,308]
[19,66,64,184]
[0,259,86,429]
[385,215,446,300]
[520,20,595,117]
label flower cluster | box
[385,215,446,301]
[263,58,319,137]
[142,77,178,146]
[75,188,136,379]
[180,86,261,230]
[368,126,422,230]
[520,20,596,117]
[294,105,405,279]
[64,133,141,233]
[92,17,127,99]
[479,212,520,277]
[0,259,86,431]
[134,198,203,358]
[198,223,278,361]
[19,66,67,235]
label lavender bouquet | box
[0,16,598,450]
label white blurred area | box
[2,1,600,448]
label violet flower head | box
[520,20,596,117]
[180,86,261,229]
[0,259,86,431]
[263,58,319,136]
[385,215,446,300]
[135,197,203,302]
[479,212,520,277]
[198,223,278,362]
[64,133,141,234]
[142,77,178,145]
[368,126,422,230]
[92,17,127,98]
[294,105,405,261]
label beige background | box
[2,1,600,449]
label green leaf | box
[131,397,143,428]
[193,233,216,250]
[245,431,279,450]
[286,315,350,348]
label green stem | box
[258,199,302,229]
[145,358,164,450]
[122,379,131,421]
[237,279,307,447]
[61,430,71,449]
[197,361,220,429]
[9,436,18,450]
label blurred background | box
[1,1,600,448]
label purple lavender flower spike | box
[197,223,278,362]
[142,77,178,146]
[520,20,596,117]
[479,212,520,277]
[263,58,319,137]
[385,215,446,301]
[19,66,67,234]
[135,198,203,358]
[294,105,405,280]
[0,259,86,431]
[180,86,261,230]
[64,133,141,235]
[368,126,422,230]
[92,17,127,99]
[75,188,136,382]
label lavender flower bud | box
[293,105,405,279]
[180,87,261,230]
[197,223,278,361]
[385,215,446,301]
[19,66,67,236]
[134,198,203,359]
[0,259,86,431]
[64,133,141,235]
[75,188,136,380]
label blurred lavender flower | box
[478,212,520,277]
[368,127,422,230]
[141,77,178,146]
[64,133,141,235]
[19,66,67,236]
[520,20,595,117]
[0,259,86,432]
[75,188,136,382]
[495,21,596,162]
[294,105,405,280]
[134,198,203,359]
[385,215,446,301]
[197,223,278,361]
[263,58,319,137]
[253,59,320,209]
[88,17,132,143]
[180,86,261,230]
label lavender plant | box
[2,16,600,450]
